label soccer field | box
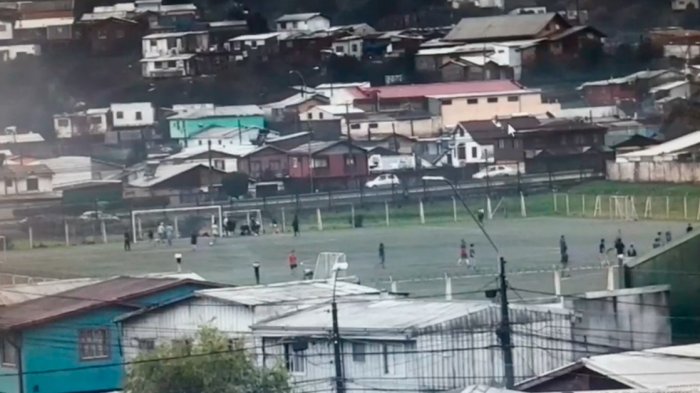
[0,217,687,299]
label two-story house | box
[0,276,218,393]
[239,145,291,180]
[140,31,208,78]
[53,108,111,139]
[168,104,265,140]
[275,13,330,32]
[287,140,368,190]
[227,32,281,62]
[107,102,159,144]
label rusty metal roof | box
[0,276,205,330]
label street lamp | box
[421,175,515,388]
[330,261,348,393]
[288,70,307,98]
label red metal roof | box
[352,80,525,100]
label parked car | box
[472,165,518,179]
[365,174,400,189]
[79,211,120,221]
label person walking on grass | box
[458,239,468,266]
[378,243,386,268]
[123,231,131,251]
[688,223,694,233]
[190,231,198,251]
[469,243,476,268]
[292,215,300,237]
[666,230,672,244]
[627,244,638,257]
[559,235,569,271]
[288,249,298,273]
[598,238,606,256]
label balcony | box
[147,68,187,78]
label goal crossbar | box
[131,205,223,243]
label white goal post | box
[222,209,263,228]
[131,206,223,243]
[313,252,348,280]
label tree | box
[221,172,250,199]
[126,327,290,393]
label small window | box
[345,155,356,166]
[307,113,313,120]
[213,159,226,170]
[4,179,12,188]
[26,178,38,191]
[352,342,365,363]
[89,116,102,125]
[57,118,69,127]
[2,338,17,367]
[218,139,222,145]
[0,24,6,32]
[312,158,328,168]
[97,29,107,39]
[319,112,324,120]
[291,157,299,168]
[233,41,241,50]
[198,140,203,146]
[471,146,478,158]
[467,98,478,105]
[167,61,177,68]
[284,344,306,374]
[251,161,262,173]
[135,111,143,121]
[507,96,519,102]
[270,160,281,170]
[487,97,498,103]
[442,99,452,105]
[335,45,344,53]
[368,123,378,129]
[137,339,155,353]
[116,111,124,119]
[498,139,505,149]
[79,329,109,360]
[351,44,358,52]
[457,143,466,160]
[350,124,361,130]
[250,40,257,48]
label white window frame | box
[285,343,306,374]
[1,337,17,367]
[25,177,39,192]
[352,342,365,363]
[79,328,110,360]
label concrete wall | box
[607,161,700,183]
[625,230,700,343]
[569,286,672,357]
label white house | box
[140,53,197,78]
[140,31,208,77]
[162,145,256,172]
[0,44,41,61]
[53,108,110,138]
[299,105,364,121]
[345,111,443,139]
[332,35,363,59]
[110,102,155,128]
[184,126,280,148]
[0,17,13,41]
[253,299,574,393]
[275,13,330,32]
[673,0,699,10]
[0,164,54,195]
[117,279,386,363]
[450,120,499,166]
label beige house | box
[427,87,560,127]
[0,164,54,195]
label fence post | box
[419,199,425,224]
[350,204,356,228]
[390,278,397,293]
[137,217,143,240]
[666,196,671,219]
[28,226,33,249]
[553,192,558,213]
[64,220,70,247]
[607,265,615,291]
[101,220,107,244]
[452,197,458,222]
[174,216,180,238]
[520,192,527,218]
[487,196,493,220]
[581,195,586,216]
[565,194,570,216]
[553,269,562,300]
[684,195,688,220]
[385,201,390,227]
[316,208,323,231]
[281,207,287,233]
[445,274,453,301]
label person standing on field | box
[123,231,131,251]
[378,243,385,268]
[292,215,300,237]
[458,239,468,266]
[288,249,298,273]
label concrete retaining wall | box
[607,161,700,183]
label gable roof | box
[0,164,54,179]
[0,277,208,330]
[611,134,660,149]
[128,163,224,188]
[444,13,568,42]
[352,80,526,101]
[275,12,324,23]
[287,140,364,155]
[168,105,264,120]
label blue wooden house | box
[0,277,219,393]
[168,105,266,140]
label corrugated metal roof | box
[254,299,493,332]
[444,13,561,42]
[288,140,343,155]
[229,32,281,41]
[578,70,680,89]
[15,17,74,29]
[0,278,103,307]
[275,13,323,22]
[0,164,54,178]
[198,279,380,306]
[128,162,208,187]
[143,31,207,39]
[167,105,264,120]
[0,277,193,330]
[618,130,700,159]
[354,80,526,100]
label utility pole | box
[497,256,515,388]
[331,299,344,393]
[207,139,213,199]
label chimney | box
[144,161,158,178]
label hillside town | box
[3,1,700,393]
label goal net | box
[222,209,263,235]
[610,196,638,221]
[312,252,348,280]
[131,206,223,242]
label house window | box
[137,339,155,353]
[284,344,306,374]
[467,98,478,104]
[280,22,287,29]
[319,112,324,120]
[26,178,38,191]
[218,139,222,145]
[350,124,361,130]
[471,146,478,158]
[457,143,466,160]
[4,179,12,188]
[0,25,6,32]
[351,44,358,52]
[1,338,17,367]
[307,113,313,120]
[270,160,281,170]
[150,39,158,47]
[79,329,109,360]
[498,139,505,149]
[487,97,498,103]
[116,111,124,119]
[233,41,241,50]
[135,111,143,121]
[345,155,356,166]
[291,157,299,168]
[507,96,519,102]
[312,157,328,168]
[368,123,378,129]
[442,99,452,105]
[352,342,366,363]
[198,140,203,146]
[57,118,69,127]
[335,45,344,53]
[592,134,600,144]
[89,116,102,125]
[97,29,107,39]
[251,161,262,173]
[213,159,226,171]
[167,61,177,68]
[250,40,257,48]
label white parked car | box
[79,211,120,221]
[472,165,518,180]
[365,174,400,189]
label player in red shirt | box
[288,249,298,273]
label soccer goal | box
[131,206,223,243]
[312,252,348,280]
[593,195,638,221]
[222,209,263,235]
